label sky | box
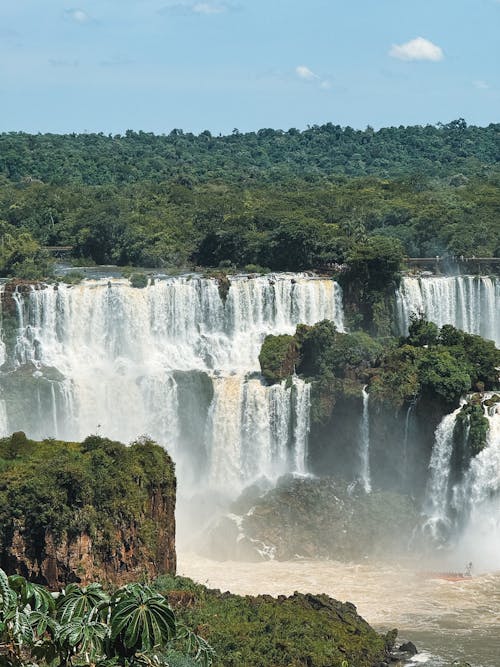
[0,0,499,135]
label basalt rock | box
[204,474,423,562]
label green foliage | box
[0,569,213,667]
[130,272,149,288]
[345,236,404,292]
[0,125,498,274]
[1,122,499,186]
[270,317,497,412]
[154,574,389,667]
[0,221,52,279]
[457,397,490,456]
[110,584,176,656]
[0,434,175,562]
[407,315,439,347]
[258,334,299,384]
[417,348,472,403]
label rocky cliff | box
[0,432,176,589]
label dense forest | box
[0,121,498,278]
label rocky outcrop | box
[204,474,423,562]
[0,433,176,589]
[160,573,398,667]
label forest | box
[0,120,498,279]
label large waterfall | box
[396,275,499,345]
[453,398,500,569]
[0,274,344,495]
[423,405,463,541]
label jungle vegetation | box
[259,316,500,452]
[0,121,498,278]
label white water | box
[359,386,371,493]
[396,276,499,345]
[453,398,500,570]
[423,406,463,541]
[0,274,344,494]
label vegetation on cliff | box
[155,573,395,667]
[259,316,500,426]
[0,434,176,587]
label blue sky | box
[0,0,499,134]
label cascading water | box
[359,387,371,493]
[423,405,463,541]
[0,274,344,495]
[453,397,500,569]
[396,275,499,346]
[402,399,416,487]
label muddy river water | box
[179,553,500,666]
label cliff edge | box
[0,432,176,588]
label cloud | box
[296,65,319,81]
[159,1,235,15]
[295,65,332,91]
[389,37,444,62]
[100,55,134,67]
[64,8,92,24]
[49,58,79,68]
[473,80,490,90]
[192,2,226,13]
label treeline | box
[1,120,499,184]
[0,120,498,278]
[0,173,498,278]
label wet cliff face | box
[0,433,176,589]
[308,393,447,501]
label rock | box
[398,641,418,656]
[202,475,422,562]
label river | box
[179,553,500,667]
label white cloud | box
[192,2,226,13]
[473,80,490,90]
[295,65,332,91]
[389,37,444,62]
[64,9,91,24]
[159,1,234,15]
[49,58,79,67]
[296,65,319,81]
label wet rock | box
[398,640,418,656]
[203,475,422,562]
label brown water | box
[179,553,500,667]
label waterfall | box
[359,387,371,493]
[402,400,416,487]
[423,405,463,541]
[453,397,500,568]
[396,276,499,346]
[0,273,342,495]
